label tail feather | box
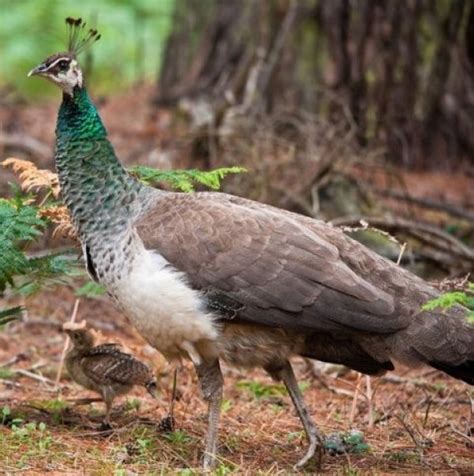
[390,306,474,385]
[302,332,394,376]
[429,360,474,385]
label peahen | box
[28,18,473,470]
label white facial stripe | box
[45,57,71,71]
[38,56,82,96]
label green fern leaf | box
[0,197,47,289]
[130,166,246,192]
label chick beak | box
[27,64,46,77]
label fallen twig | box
[375,188,474,223]
[449,425,474,447]
[55,299,80,389]
[12,368,55,386]
[67,397,103,406]
[366,375,374,429]
[349,373,362,425]
[0,378,22,389]
[0,354,27,368]
[332,215,474,266]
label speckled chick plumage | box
[64,324,156,423]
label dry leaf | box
[2,157,60,198]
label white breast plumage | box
[111,248,218,363]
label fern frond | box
[2,158,60,197]
[0,196,47,289]
[39,205,77,239]
[1,159,245,299]
[15,252,81,296]
[130,166,246,192]
[0,194,78,294]
[4,157,246,194]
[75,280,106,298]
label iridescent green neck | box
[57,87,107,139]
[55,86,142,239]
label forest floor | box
[0,287,473,475]
[1,85,473,474]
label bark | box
[156,0,474,170]
[421,0,466,167]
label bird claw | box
[202,451,218,472]
[294,434,325,470]
[98,421,113,432]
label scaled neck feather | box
[55,86,143,240]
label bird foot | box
[98,421,113,432]
[294,433,325,470]
[202,452,217,472]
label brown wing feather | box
[135,192,430,334]
[81,345,153,387]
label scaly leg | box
[266,360,325,469]
[195,359,223,471]
[101,388,115,428]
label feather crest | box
[65,17,101,55]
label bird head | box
[28,53,82,95]
[28,17,100,96]
[63,320,95,350]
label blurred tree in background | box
[2,0,472,170]
[0,0,174,97]
[158,0,474,169]
[0,0,473,279]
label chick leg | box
[101,388,115,428]
[266,360,325,469]
[195,359,223,471]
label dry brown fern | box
[2,157,76,239]
[2,157,60,198]
[39,205,77,240]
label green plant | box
[31,399,69,424]
[123,398,141,412]
[236,380,287,399]
[11,421,52,452]
[1,160,245,318]
[136,437,153,454]
[0,186,79,299]
[220,399,232,413]
[422,283,474,323]
[165,429,192,445]
[1,406,11,425]
[131,165,246,192]
[74,280,106,298]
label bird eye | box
[57,60,69,70]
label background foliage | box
[0,0,174,97]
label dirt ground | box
[1,86,473,474]
[0,287,473,475]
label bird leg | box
[266,360,325,469]
[101,389,114,429]
[165,367,178,431]
[194,359,223,471]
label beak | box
[27,64,46,77]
